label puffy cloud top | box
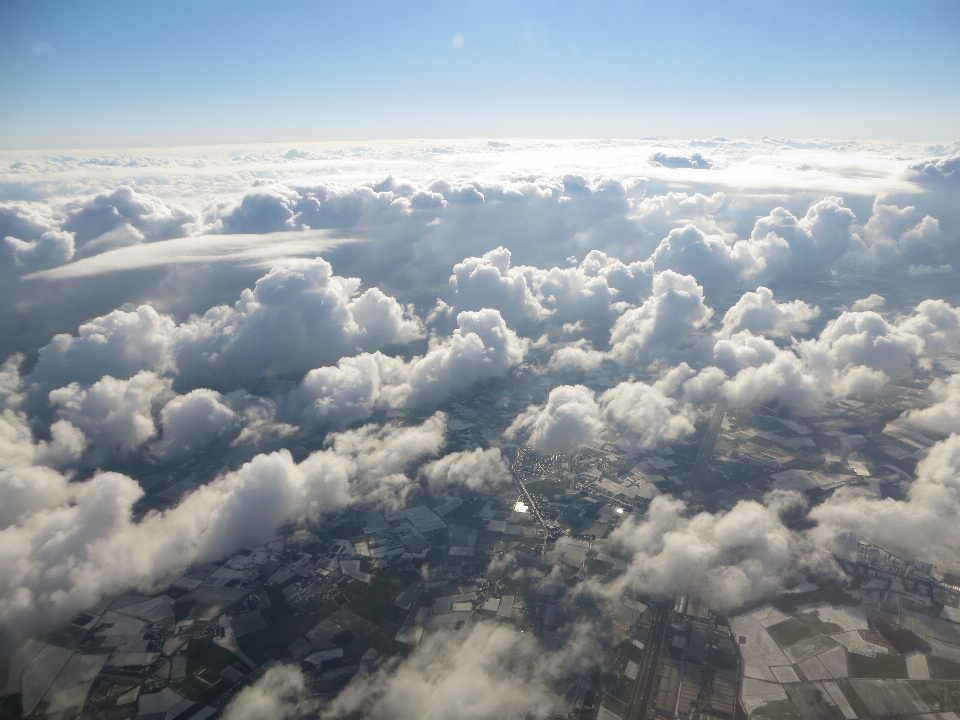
[721,287,819,338]
[610,270,713,366]
[27,257,424,392]
[288,309,524,427]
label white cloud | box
[0,414,446,637]
[650,224,754,290]
[716,300,960,412]
[222,665,314,720]
[609,270,713,366]
[508,374,703,453]
[600,379,699,450]
[287,309,524,426]
[62,186,200,248]
[749,196,859,278]
[0,356,87,477]
[48,371,172,458]
[420,447,511,494]
[29,305,177,389]
[907,155,960,187]
[175,257,424,389]
[721,287,819,338]
[5,229,75,271]
[599,493,830,608]
[324,622,595,720]
[649,152,713,169]
[27,256,424,393]
[432,247,650,337]
[810,433,960,563]
[155,388,239,459]
[286,353,395,428]
[852,294,885,311]
[721,340,826,413]
[900,373,960,436]
[799,310,925,395]
[507,384,603,452]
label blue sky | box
[2,0,959,146]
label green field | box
[848,652,908,679]
[347,574,405,625]
[912,679,960,710]
[795,611,844,636]
[751,698,802,720]
[929,656,960,681]
[784,683,836,720]
[767,618,816,647]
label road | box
[510,447,549,527]
[688,399,728,494]
[627,600,671,720]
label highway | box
[688,399,728,494]
[627,600,671,720]
[509,447,550,527]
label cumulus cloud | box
[222,665,315,720]
[28,304,177,389]
[645,197,861,290]
[897,298,960,354]
[855,200,959,270]
[507,373,703,453]
[62,186,200,249]
[601,378,700,450]
[548,289,960,417]
[719,334,826,413]
[609,270,713,366]
[799,310,925,396]
[215,181,413,235]
[716,300,960,412]
[48,371,172,458]
[598,493,832,608]
[432,247,651,338]
[0,357,87,472]
[506,384,604,452]
[720,287,819,337]
[174,257,424,389]
[5,229,75,271]
[436,247,548,326]
[286,309,524,427]
[286,353,397,428]
[1,187,201,277]
[649,224,756,292]
[899,373,960,436]
[649,152,713,169]
[0,203,59,247]
[810,433,960,562]
[154,388,239,459]
[852,294,885,311]
[420,447,512,494]
[324,622,595,720]
[585,429,960,609]
[0,414,447,637]
[750,196,859,278]
[26,256,424,393]
[229,622,598,720]
[907,155,960,187]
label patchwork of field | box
[731,603,960,720]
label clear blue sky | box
[2,0,958,147]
